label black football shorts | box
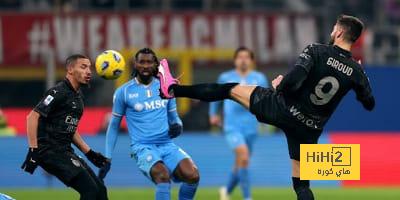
[249,86,322,161]
[38,149,92,186]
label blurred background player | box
[98,48,200,200]
[209,47,268,200]
[158,14,375,200]
[0,107,17,137]
[21,54,109,200]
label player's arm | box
[276,44,314,94]
[26,110,40,148]
[72,131,90,153]
[167,98,183,138]
[354,74,375,111]
[209,74,224,127]
[99,89,126,181]
[72,131,108,168]
[22,89,60,174]
[105,114,123,159]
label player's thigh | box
[284,128,321,162]
[245,133,258,154]
[39,150,86,186]
[161,143,194,181]
[291,159,301,177]
[225,132,247,151]
[150,162,171,183]
[173,158,199,183]
[230,85,258,110]
[131,144,163,180]
[77,156,107,195]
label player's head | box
[233,46,255,73]
[132,48,159,84]
[65,54,91,86]
[329,14,364,45]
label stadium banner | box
[0,12,319,66]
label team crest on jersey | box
[43,95,54,106]
[134,103,144,111]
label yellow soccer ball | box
[95,50,126,80]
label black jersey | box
[34,78,84,150]
[277,44,375,129]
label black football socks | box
[292,177,314,200]
[169,83,239,102]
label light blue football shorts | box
[131,142,191,182]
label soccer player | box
[21,54,109,200]
[209,47,267,200]
[158,15,375,200]
[98,48,200,200]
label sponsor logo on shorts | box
[146,155,153,162]
[71,158,81,167]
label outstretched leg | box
[291,159,314,200]
[158,58,257,107]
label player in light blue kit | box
[98,48,200,200]
[209,47,268,200]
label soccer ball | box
[95,50,126,80]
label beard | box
[137,72,153,84]
[328,38,334,45]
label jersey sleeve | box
[167,98,182,125]
[105,114,123,158]
[276,45,315,93]
[112,87,126,117]
[33,88,62,117]
[354,72,375,111]
[294,44,315,73]
[209,74,224,116]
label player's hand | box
[168,123,183,138]
[272,75,284,89]
[98,161,111,182]
[21,148,39,174]
[209,115,222,127]
[85,149,108,168]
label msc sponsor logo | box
[134,100,168,111]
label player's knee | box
[185,168,200,184]
[97,183,108,200]
[151,164,171,183]
[80,185,99,200]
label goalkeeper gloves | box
[21,148,39,174]
[85,149,108,168]
[168,123,183,139]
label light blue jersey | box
[209,69,268,136]
[105,78,182,158]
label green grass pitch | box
[2,187,400,200]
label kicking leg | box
[174,158,200,200]
[158,58,257,106]
[291,159,314,200]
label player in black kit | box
[21,54,109,200]
[158,15,375,200]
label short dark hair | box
[234,46,255,60]
[336,14,364,43]
[134,48,159,65]
[65,54,89,71]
